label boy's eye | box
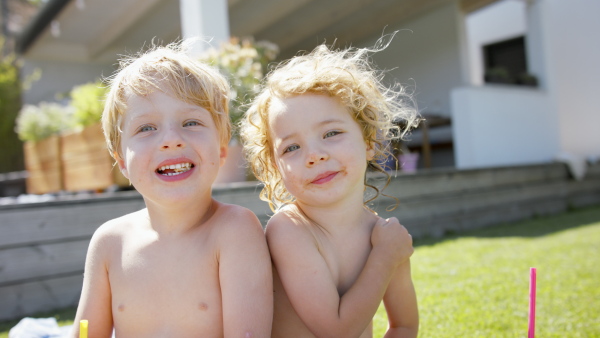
[138,125,156,133]
[324,130,341,138]
[283,144,300,154]
[183,120,202,127]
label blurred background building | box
[9,0,600,173]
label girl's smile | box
[310,171,339,185]
[268,94,373,208]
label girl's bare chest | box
[319,234,372,295]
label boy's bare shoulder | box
[211,201,264,235]
[91,209,147,242]
[98,208,146,230]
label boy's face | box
[117,89,227,205]
[268,94,374,208]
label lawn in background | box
[374,205,600,337]
[2,205,600,337]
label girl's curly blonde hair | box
[241,35,419,212]
[102,40,231,161]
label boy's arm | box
[71,225,114,338]
[382,260,419,338]
[268,215,412,337]
[219,208,273,337]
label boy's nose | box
[160,127,185,150]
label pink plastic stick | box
[528,267,537,338]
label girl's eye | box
[183,120,201,127]
[138,125,156,133]
[283,144,300,154]
[324,130,341,138]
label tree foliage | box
[0,48,23,173]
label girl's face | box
[268,94,374,209]
[117,90,226,207]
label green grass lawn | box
[374,205,600,337]
[3,205,600,337]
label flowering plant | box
[15,102,74,142]
[200,37,279,139]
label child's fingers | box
[375,217,390,227]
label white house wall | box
[466,0,527,86]
[364,2,463,118]
[452,86,556,168]
[535,0,600,159]
[21,60,114,105]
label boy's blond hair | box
[102,41,231,160]
[241,36,420,211]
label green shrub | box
[0,48,23,172]
[15,102,73,142]
[70,81,108,129]
[199,37,279,138]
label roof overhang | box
[17,0,502,63]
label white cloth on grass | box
[8,317,71,338]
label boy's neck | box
[143,194,217,235]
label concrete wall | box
[1,162,599,321]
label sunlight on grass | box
[374,206,600,337]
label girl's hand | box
[371,217,414,267]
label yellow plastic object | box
[80,320,88,338]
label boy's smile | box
[155,158,195,181]
[117,89,226,205]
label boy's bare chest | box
[108,234,223,334]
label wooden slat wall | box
[0,162,599,321]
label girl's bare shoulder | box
[266,206,319,249]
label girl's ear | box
[115,152,129,179]
[366,143,375,161]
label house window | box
[483,36,537,86]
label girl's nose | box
[306,148,329,167]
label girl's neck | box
[294,193,375,235]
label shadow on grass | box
[413,204,600,247]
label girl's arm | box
[268,215,412,337]
[382,260,419,338]
[219,207,273,337]
[71,226,114,338]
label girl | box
[242,37,420,337]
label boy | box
[71,42,273,337]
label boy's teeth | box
[157,162,193,175]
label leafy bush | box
[15,102,73,142]
[70,81,108,129]
[200,37,279,138]
[0,46,23,172]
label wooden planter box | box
[61,123,129,192]
[23,135,63,194]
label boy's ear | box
[114,152,129,179]
[219,145,228,167]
